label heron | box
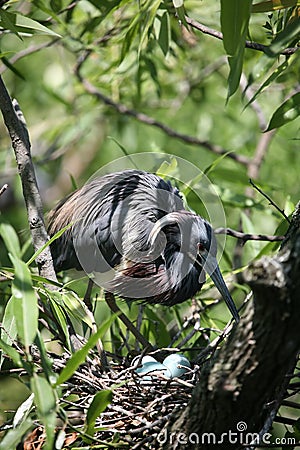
[48,169,239,323]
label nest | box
[49,350,200,449]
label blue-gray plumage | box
[48,169,239,322]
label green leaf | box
[0,9,22,39]
[121,19,139,61]
[252,0,300,13]
[0,56,26,80]
[13,393,34,428]
[245,60,289,108]
[60,290,93,328]
[249,54,276,84]
[0,336,23,368]
[32,0,64,26]
[50,0,62,13]
[0,9,61,38]
[138,0,161,56]
[266,92,300,131]
[31,374,57,450]
[48,298,71,350]
[35,331,57,384]
[264,18,300,57]
[1,295,17,345]
[158,12,170,56]
[10,255,38,350]
[55,314,117,386]
[26,222,73,266]
[86,390,113,436]
[0,222,21,258]
[0,418,33,450]
[173,1,188,27]
[15,13,61,37]
[221,0,252,97]
[0,295,17,368]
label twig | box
[0,183,8,197]
[0,40,59,75]
[214,227,284,242]
[0,76,58,281]
[104,292,154,351]
[185,16,299,56]
[74,56,250,166]
[249,179,291,223]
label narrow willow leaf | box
[0,56,26,80]
[48,299,71,350]
[15,13,61,37]
[0,222,21,258]
[86,390,113,436]
[245,60,289,108]
[10,255,38,350]
[252,0,300,13]
[1,295,17,345]
[158,12,170,56]
[61,291,93,328]
[31,374,57,450]
[138,0,161,56]
[55,314,117,386]
[13,394,34,428]
[35,331,57,384]
[0,418,33,450]
[266,92,300,131]
[0,337,23,368]
[0,9,22,39]
[26,222,73,266]
[264,18,300,57]
[221,0,252,97]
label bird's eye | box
[198,243,205,253]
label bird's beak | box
[199,250,240,323]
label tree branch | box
[0,40,59,76]
[161,202,300,449]
[74,63,250,166]
[186,16,299,56]
[249,179,291,223]
[214,227,284,242]
[0,75,57,281]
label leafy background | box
[0,0,299,448]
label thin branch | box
[0,183,8,197]
[0,39,59,75]
[214,227,284,242]
[249,179,291,223]
[74,62,250,166]
[186,16,299,56]
[0,76,57,281]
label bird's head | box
[148,211,240,323]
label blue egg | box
[162,354,191,378]
[135,356,171,380]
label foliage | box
[0,0,299,447]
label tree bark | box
[160,203,300,449]
[0,75,57,282]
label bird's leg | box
[82,279,109,370]
[83,278,94,311]
[104,291,154,351]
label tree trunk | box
[159,204,300,449]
